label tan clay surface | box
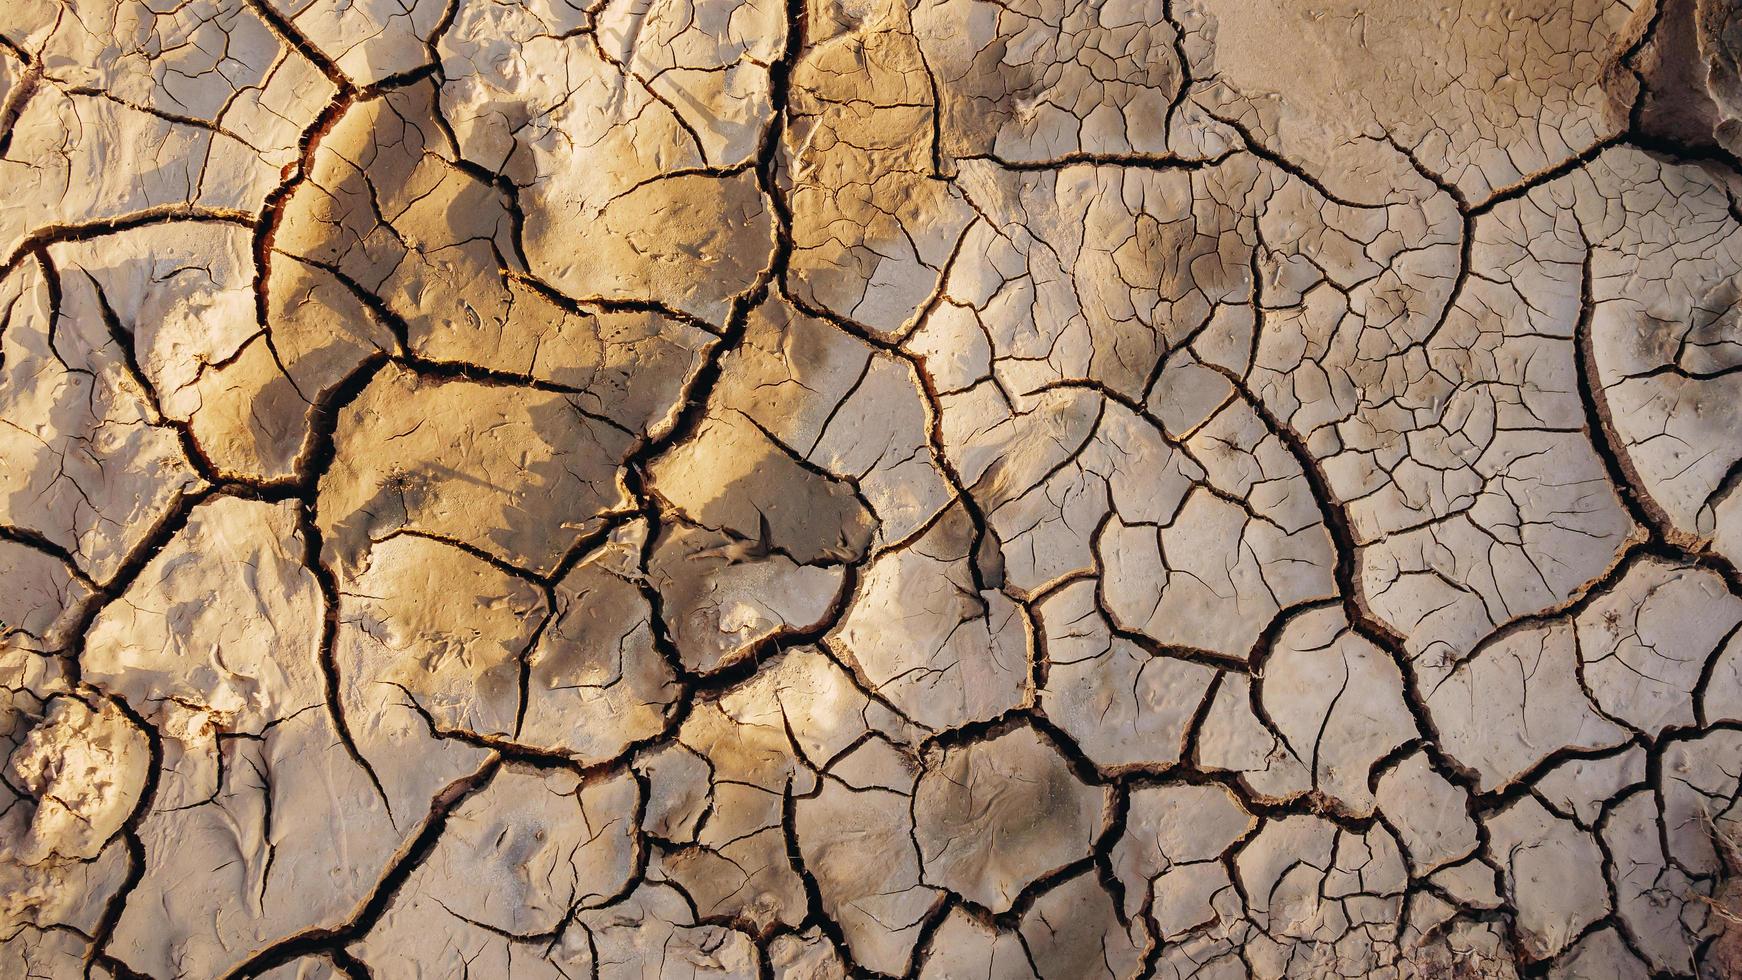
[4,0,1742,976]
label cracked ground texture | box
[6,1,1742,979]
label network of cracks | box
[4,0,1742,977]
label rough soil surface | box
[3,0,1742,977]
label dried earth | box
[3,0,1742,977]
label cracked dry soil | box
[5,0,1742,977]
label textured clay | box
[3,0,1742,976]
